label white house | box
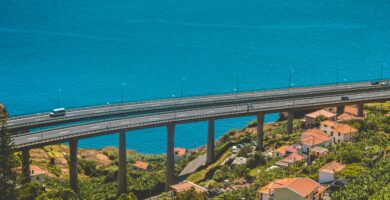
[17,165,46,187]
[319,161,345,184]
[320,120,357,143]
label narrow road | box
[179,154,207,177]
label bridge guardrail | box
[13,94,390,150]
[9,79,386,119]
[7,85,390,130]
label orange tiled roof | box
[337,113,359,121]
[280,152,304,164]
[334,124,357,134]
[15,165,45,176]
[258,178,300,195]
[320,120,337,127]
[133,161,149,170]
[174,148,188,156]
[301,129,331,147]
[305,109,336,119]
[385,112,390,117]
[275,145,290,156]
[319,161,345,173]
[344,106,364,116]
[170,181,207,193]
[258,177,320,197]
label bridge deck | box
[12,89,390,150]
[6,80,389,131]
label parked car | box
[371,81,379,85]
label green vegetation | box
[0,106,18,200]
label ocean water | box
[0,0,389,153]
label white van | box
[50,108,66,117]
[232,146,238,154]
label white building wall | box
[319,171,334,183]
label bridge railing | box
[9,78,387,119]
[7,84,390,130]
[14,94,390,150]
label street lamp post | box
[181,78,185,97]
[172,95,176,119]
[56,89,61,108]
[121,83,126,103]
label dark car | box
[341,96,349,100]
[371,81,379,85]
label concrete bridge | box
[8,81,390,195]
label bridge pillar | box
[357,103,364,117]
[118,131,127,195]
[166,123,175,191]
[21,149,31,184]
[287,111,294,134]
[206,119,215,165]
[336,105,345,116]
[69,138,79,194]
[256,113,265,151]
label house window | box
[331,132,333,136]
[333,138,336,142]
[324,130,327,134]
[338,133,340,136]
[338,139,340,143]
[324,124,328,127]
[331,126,335,129]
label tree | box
[176,188,207,200]
[313,115,327,128]
[0,105,17,200]
[17,182,42,200]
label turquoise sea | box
[0,0,389,153]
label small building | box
[257,177,328,200]
[276,152,304,168]
[169,181,207,196]
[311,147,329,158]
[174,147,189,161]
[16,165,45,187]
[232,157,248,166]
[319,120,357,143]
[304,109,336,128]
[300,129,331,153]
[319,161,345,184]
[133,161,149,170]
[271,145,298,157]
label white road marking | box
[178,114,187,117]
[206,111,215,114]
[149,117,159,121]
[120,122,130,125]
[34,119,42,121]
[7,122,14,125]
[27,137,38,141]
[89,126,100,129]
[59,131,70,135]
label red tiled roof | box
[133,161,149,170]
[319,161,345,173]
[344,106,364,116]
[305,109,336,119]
[258,177,320,198]
[320,120,337,127]
[301,129,331,147]
[15,165,45,176]
[174,148,188,157]
[170,181,207,193]
[334,124,357,134]
[337,113,359,121]
[279,152,304,164]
